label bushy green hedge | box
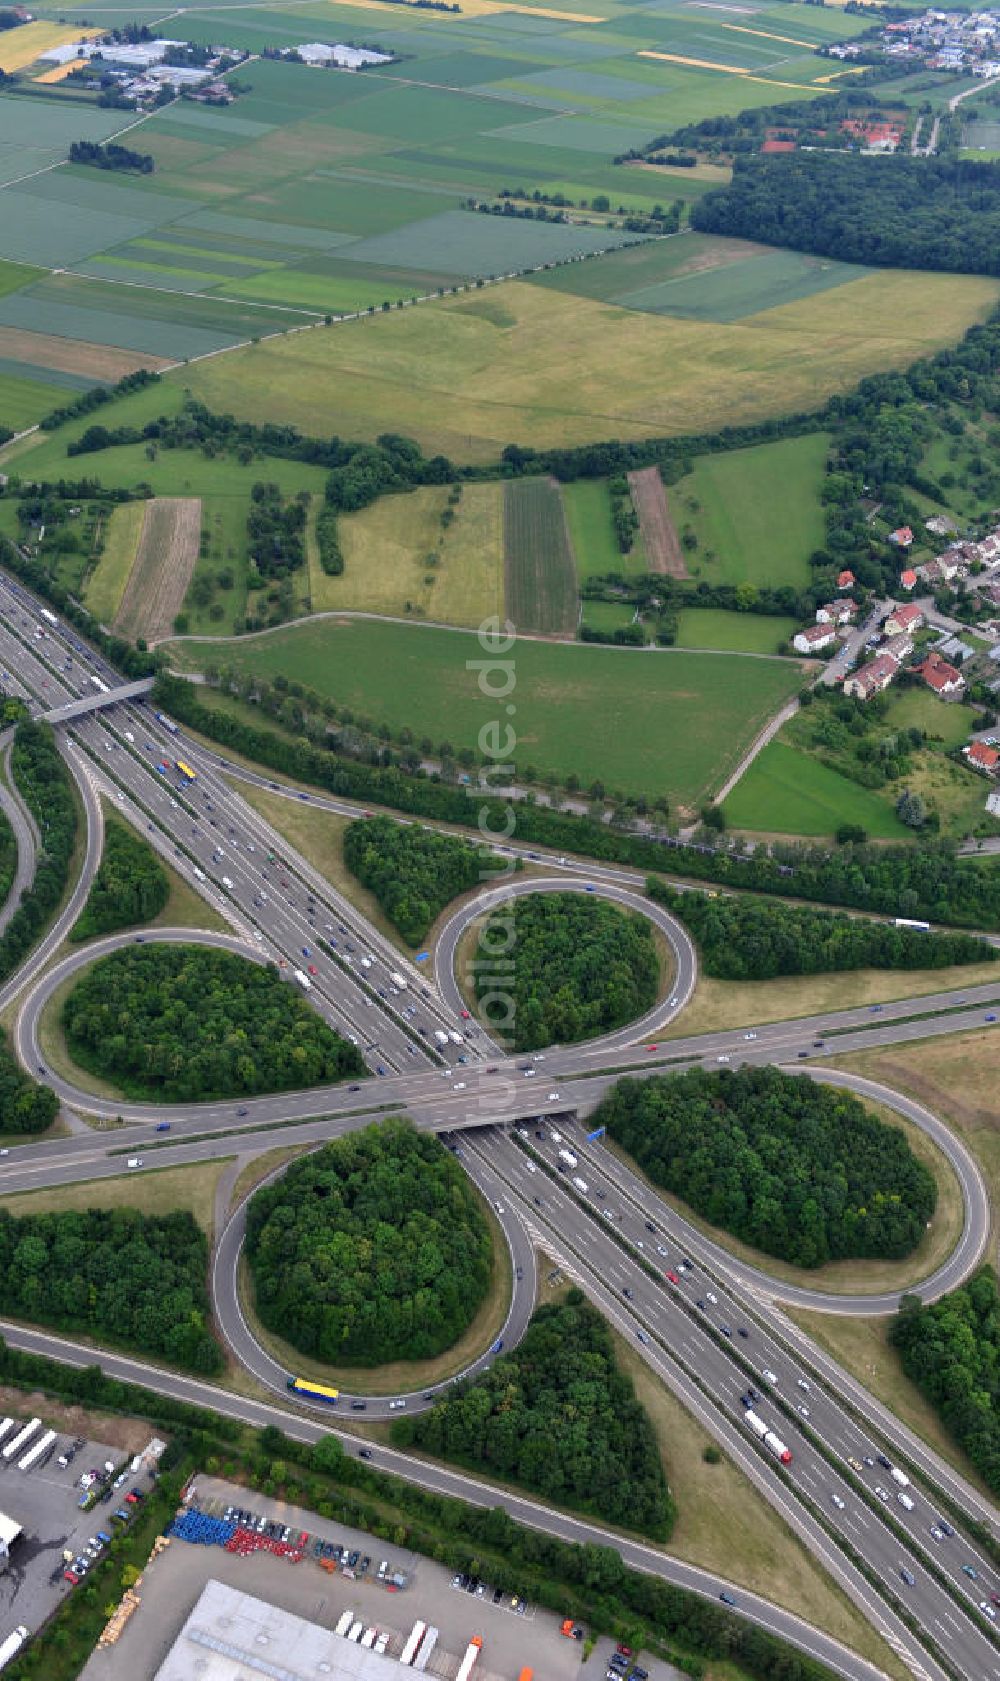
[62,944,365,1101]
[70,816,169,942]
[395,1295,673,1539]
[0,1034,58,1136]
[598,1067,936,1268]
[474,892,658,1049]
[891,1269,1000,1496]
[246,1120,492,1366]
[0,722,77,986]
[0,1207,220,1372]
[343,814,508,944]
[648,880,997,980]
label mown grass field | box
[724,740,911,839]
[169,620,803,806]
[564,478,645,581]
[673,609,796,654]
[180,273,1000,464]
[83,500,145,624]
[503,476,578,635]
[310,483,504,626]
[672,433,830,592]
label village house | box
[883,602,924,637]
[815,599,858,626]
[899,568,918,591]
[793,623,837,654]
[882,632,914,664]
[965,740,1000,776]
[836,569,855,591]
[888,526,914,547]
[844,652,900,701]
[917,650,966,698]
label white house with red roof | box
[884,602,924,637]
[965,740,1000,776]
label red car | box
[460,1009,471,1019]
[616,1647,632,1659]
[665,1270,680,1286]
[64,1569,80,1585]
[646,1044,658,1052]
[308,964,318,976]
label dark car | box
[358,1448,373,1460]
[719,1592,736,1607]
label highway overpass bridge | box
[42,676,154,724]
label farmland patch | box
[0,327,169,382]
[84,501,145,625]
[504,476,579,636]
[115,498,201,644]
[672,433,828,592]
[628,465,685,577]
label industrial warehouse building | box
[154,1581,413,1681]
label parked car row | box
[218,1506,407,1588]
[449,1571,528,1614]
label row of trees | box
[247,481,307,579]
[69,140,154,174]
[691,154,1000,278]
[152,674,1000,930]
[476,893,659,1051]
[0,723,77,989]
[39,369,159,434]
[647,880,996,981]
[246,1121,492,1366]
[70,817,169,942]
[0,1207,220,1373]
[343,814,508,945]
[62,944,365,1102]
[891,1270,1000,1496]
[0,1033,58,1136]
[597,1067,937,1269]
[395,1295,673,1539]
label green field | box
[0,369,68,432]
[881,686,978,748]
[503,476,578,635]
[672,434,830,592]
[83,500,145,623]
[580,598,640,634]
[167,619,803,807]
[564,478,645,580]
[724,741,910,840]
[673,610,796,655]
[177,274,1000,464]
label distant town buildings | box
[828,9,1000,79]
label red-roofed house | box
[884,602,924,637]
[793,623,836,654]
[889,526,914,547]
[900,568,918,591]
[965,741,1000,776]
[762,138,796,153]
[918,651,965,699]
[816,599,858,626]
[844,652,899,701]
[837,570,855,591]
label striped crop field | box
[503,477,578,636]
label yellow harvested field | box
[637,50,813,90]
[85,501,145,625]
[0,327,169,382]
[181,272,1000,465]
[35,56,88,82]
[318,0,604,17]
[720,23,817,47]
[115,497,201,644]
[0,21,98,72]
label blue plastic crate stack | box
[167,1508,236,1546]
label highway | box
[0,570,997,1679]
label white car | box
[980,1602,997,1622]
[831,1494,845,1510]
[452,1082,466,1091]
[762,1368,777,1384]
[716,1054,730,1063]
[706,1291,718,1305]
[798,1404,810,1419]
[547,1091,560,1101]
[744,1031,757,1040]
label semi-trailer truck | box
[454,1637,483,1681]
[154,713,179,735]
[743,1410,792,1465]
[399,1622,427,1665]
[389,971,407,990]
[412,1627,438,1671]
[3,1420,40,1462]
[0,1627,29,1671]
[334,1611,354,1637]
[18,1430,56,1472]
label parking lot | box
[0,1421,152,1645]
[79,1474,680,1681]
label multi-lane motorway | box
[0,570,997,1681]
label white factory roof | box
[154,1579,407,1681]
[298,41,392,66]
[39,40,98,63]
[106,38,185,67]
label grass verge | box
[0,1158,231,1237]
[664,958,1000,1039]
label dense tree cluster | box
[62,944,365,1101]
[315,507,343,575]
[648,880,996,980]
[395,1295,673,1538]
[70,817,169,942]
[153,674,1000,928]
[0,1034,58,1135]
[0,723,77,989]
[597,1068,936,1267]
[891,1270,1000,1495]
[343,814,509,945]
[69,140,154,174]
[246,1121,492,1366]
[247,481,307,579]
[475,893,658,1050]
[691,154,1000,278]
[0,1207,220,1372]
[643,90,905,157]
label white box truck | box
[292,969,312,991]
